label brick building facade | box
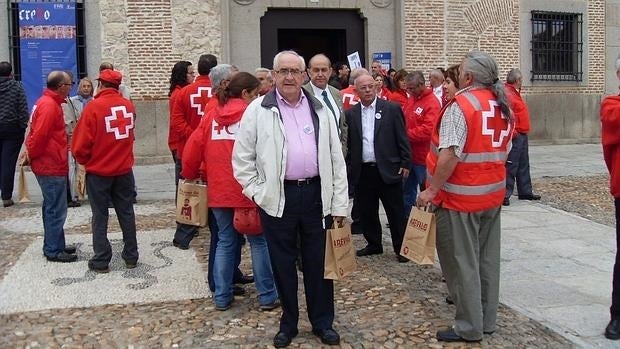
[1,0,618,161]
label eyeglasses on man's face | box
[275,68,303,77]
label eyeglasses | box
[275,68,303,77]
[62,82,74,86]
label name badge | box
[375,113,382,120]
[303,124,313,134]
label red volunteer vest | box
[426,88,513,212]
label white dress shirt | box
[361,97,377,163]
[310,82,341,123]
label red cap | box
[97,69,122,86]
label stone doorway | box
[259,9,365,68]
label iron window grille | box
[6,0,86,81]
[530,11,583,82]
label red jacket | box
[168,86,182,152]
[182,98,254,208]
[505,83,531,134]
[404,87,441,165]
[387,89,408,109]
[72,89,136,176]
[26,89,68,176]
[169,75,213,158]
[601,95,620,198]
[427,88,512,212]
[340,86,360,111]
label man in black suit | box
[346,73,411,263]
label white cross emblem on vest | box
[190,87,212,117]
[481,100,510,148]
[104,106,134,140]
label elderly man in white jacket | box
[233,50,348,348]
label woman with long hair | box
[167,60,194,187]
[182,72,278,311]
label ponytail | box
[463,51,512,121]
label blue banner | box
[19,2,78,111]
[372,52,392,71]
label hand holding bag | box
[399,206,436,265]
[233,207,262,235]
[324,221,356,280]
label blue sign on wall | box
[372,52,392,71]
[18,2,78,111]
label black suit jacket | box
[346,98,411,186]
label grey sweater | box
[0,77,29,130]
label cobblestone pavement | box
[0,197,576,348]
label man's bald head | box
[47,71,69,90]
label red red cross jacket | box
[404,87,441,165]
[72,88,136,176]
[26,89,69,176]
[169,75,213,159]
[601,95,620,198]
[181,98,254,208]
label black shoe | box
[312,328,340,345]
[64,245,77,254]
[273,331,296,348]
[484,330,495,335]
[397,255,409,263]
[234,274,254,284]
[606,319,620,340]
[46,252,78,263]
[67,200,81,208]
[193,230,199,237]
[3,199,14,207]
[259,299,281,311]
[436,328,481,342]
[502,198,510,206]
[445,296,454,305]
[518,194,541,200]
[356,246,383,257]
[88,265,110,273]
[172,239,189,250]
[125,260,138,269]
[215,299,233,311]
[233,285,246,296]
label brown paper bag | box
[324,222,356,280]
[17,165,31,203]
[76,164,86,200]
[176,179,208,227]
[400,206,436,265]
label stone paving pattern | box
[0,196,577,348]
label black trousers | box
[0,133,24,200]
[260,180,334,335]
[612,198,620,319]
[86,171,138,268]
[505,133,534,198]
[358,164,405,254]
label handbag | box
[324,221,356,280]
[233,207,262,235]
[176,179,208,227]
[399,206,436,265]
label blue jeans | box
[212,208,278,307]
[402,164,427,220]
[35,175,68,257]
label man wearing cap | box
[72,69,138,273]
[24,70,78,263]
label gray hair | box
[209,64,234,88]
[506,68,522,84]
[405,71,425,86]
[273,50,306,71]
[349,68,370,85]
[462,50,511,120]
[255,67,270,74]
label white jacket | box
[232,89,349,218]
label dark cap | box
[97,69,122,85]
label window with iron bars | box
[530,11,583,82]
[7,0,86,81]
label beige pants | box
[434,205,501,340]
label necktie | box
[321,90,339,133]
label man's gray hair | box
[349,68,370,85]
[462,50,511,120]
[506,68,522,84]
[209,64,234,88]
[273,50,305,71]
[405,71,425,86]
[255,67,270,74]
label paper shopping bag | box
[17,165,31,203]
[399,206,436,265]
[176,179,208,227]
[324,222,356,280]
[76,164,86,200]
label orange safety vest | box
[426,88,513,212]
